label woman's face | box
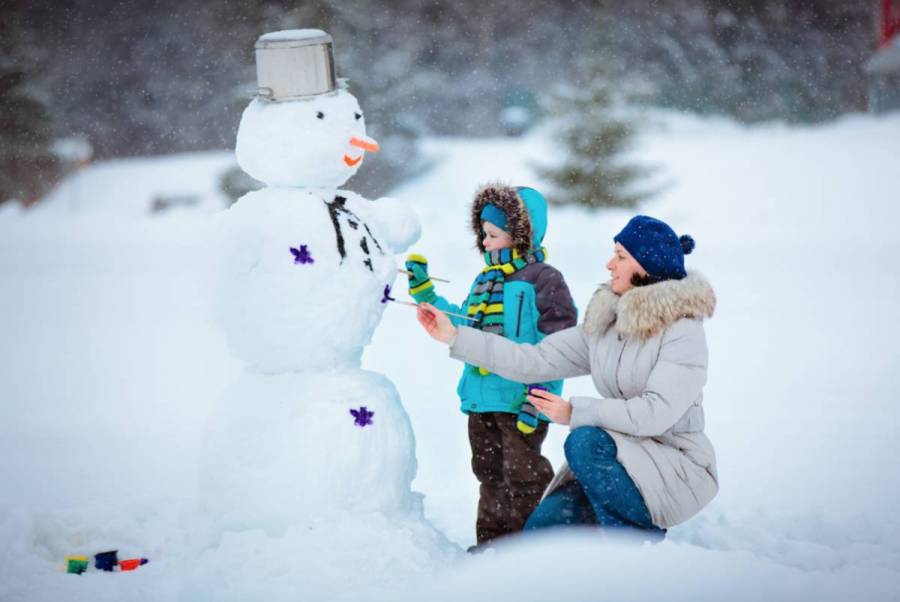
[482,221,513,251]
[606,242,648,295]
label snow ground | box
[1,110,899,600]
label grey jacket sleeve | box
[534,266,578,335]
[449,324,592,383]
[569,318,708,437]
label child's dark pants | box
[468,412,554,544]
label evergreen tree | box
[0,30,60,205]
[539,54,650,209]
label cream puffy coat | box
[449,273,718,528]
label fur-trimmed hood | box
[470,183,548,254]
[583,272,716,340]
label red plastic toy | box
[118,558,150,571]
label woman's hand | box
[416,302,458,344]
[528,388,572,425]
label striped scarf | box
[466,247,547,335]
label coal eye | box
[354,112,362,121]
[316,111,325,119]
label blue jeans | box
[525,427,664,537]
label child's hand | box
[527,388,572,425]
[405,254,438,304]
[416,302,457,344]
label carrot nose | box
[350,136,379,153]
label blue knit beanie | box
[613,215,695,280]
[480,203,509,232]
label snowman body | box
[215,186,403,372]
[203,85,422,530]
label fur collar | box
[470,183,533,255]
[582,272,716,340]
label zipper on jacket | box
[614,335,626,397]
[515,291,525,337]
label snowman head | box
[235,88,378,189]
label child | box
[406,183,577,548]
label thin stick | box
[398,269,451,283]
[389,299,477,322]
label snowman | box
[201,30,423,533]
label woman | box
[415,215,718,535]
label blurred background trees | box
[537,14,652,209]
[0,0,884,206]
[0,8,61,205]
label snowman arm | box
[364,196,421,254]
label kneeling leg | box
[564,427,662,533]
[524,480,597,531]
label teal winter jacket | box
[432,185,578,417]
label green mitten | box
[517,385,546,434]
[405,253,438,304]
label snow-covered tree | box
[0,21,59,205]
[539,54,650,209]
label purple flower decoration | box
[290,244,314,265]
[528,384,549,396]
[381,284,395,304]
[350,406,375,427]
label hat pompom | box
[679,234,695,255]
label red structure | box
[882,0,900,47]
[868,0,900,112]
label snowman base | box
[200,369,424,533]
[182,509,458,601]
[194,368,458,599]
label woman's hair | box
[631,272,665,288]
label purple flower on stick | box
[381,284,395,304]
[290,244,314,265]
[528,384,549,396]
[350,406,375,427]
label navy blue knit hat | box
[613,215,695,281]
